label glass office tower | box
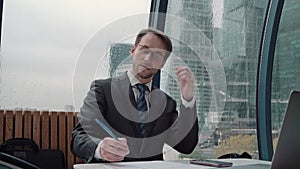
[164,0,213,134]
[164,0,267,158]
[221,0,266,129]
[109,43,132,77]
[271,0,300,132]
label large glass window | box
[163,0,268,159]
[3,0,297,161]
[271,0,300,149]
[0,0,151,111]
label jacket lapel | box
[112,73,143,138]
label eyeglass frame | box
[135,44,167,61]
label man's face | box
[130,33,168,82]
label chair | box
[0,138,65,169]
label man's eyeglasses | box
[136,44,165,61]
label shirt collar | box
[127,71,152,90]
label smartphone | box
[190,159,233,168]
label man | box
[71,28,199,163]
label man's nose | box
[143,52,153,61]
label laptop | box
[227,90,300,169]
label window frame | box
[256,0,285,161]
[148,0,169,88]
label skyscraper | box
[109,43,132,77]
[271,0,300,130]
[220,0,266,130]
[164,0,214,132]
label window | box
[271,0,300,147]
[163,0,268,159]
[2,0,298,162]
[0,0,151,111]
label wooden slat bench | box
[0,110,82,169]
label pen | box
[95,118,120,141]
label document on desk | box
[74,161,212,169]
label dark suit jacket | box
[71,73,199,163]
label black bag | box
[0,138,65,169]
[218,151,252,159]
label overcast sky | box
[0,0,151,111]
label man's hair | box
[134,28,173,58]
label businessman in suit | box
[71,28,199,163]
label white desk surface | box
[74,159,271,169]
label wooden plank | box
[58,111,67,165]
[0,110,5,144]
[50,111,58,149]
[0,110,82,168]
[67,112,75,169]
[32,111,41,148]
[41,111,50,149]
[5,110,14,140]
[74,112,78,124]
[73,112,83,165]
[23,110,32,139]
[14,110,23,138]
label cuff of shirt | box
[181,95,195,108]
[94,140,104,160]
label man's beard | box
[136,70,154,79]
[133,62,157,80]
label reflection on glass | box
[164,0,268,159]
[272,0,300,150]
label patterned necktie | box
[135,83,149,136]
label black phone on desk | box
[190,159,233,168]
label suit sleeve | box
[71,80,107,163]
[167,102,199,154]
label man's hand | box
[176,66,195,101]
[99,137,129,162]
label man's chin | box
[137,71,153,80]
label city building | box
[109,43,133,77]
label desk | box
[74,159,271,169]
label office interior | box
[0,0,299,168]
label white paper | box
[74,161,212,169]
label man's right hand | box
[99,137,130,162]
